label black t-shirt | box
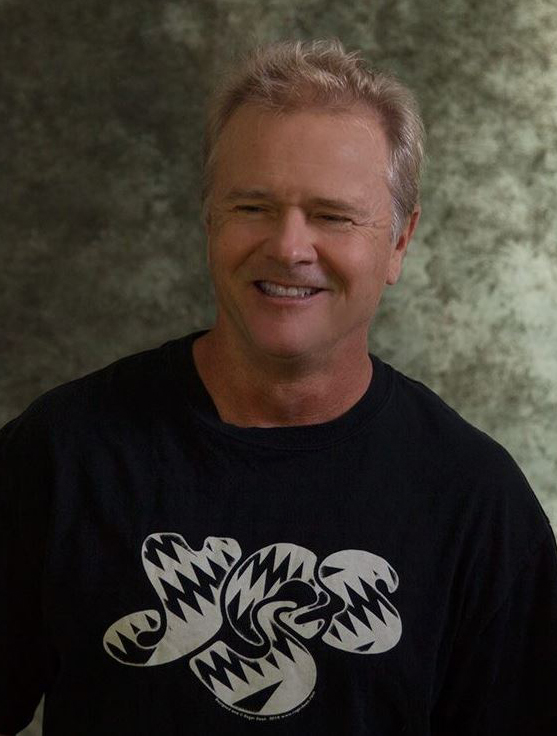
[1,332,556,735]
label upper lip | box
[254,279,326,290]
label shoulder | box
[384,361,556,626]
[383,358,551,536]
[389,361,527,478]
[1,336,185,454]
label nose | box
[262,208,317,265]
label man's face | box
[206,104,416,364]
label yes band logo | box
[104,534,401,719]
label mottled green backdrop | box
[1,2,556,730]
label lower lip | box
[253,283,326,304]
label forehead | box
[212,104,390,202]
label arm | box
[432,528,557,735]
[0,418,48,735]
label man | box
[1,39,556,735]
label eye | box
[233,204,266,214]
[316,213,352,224]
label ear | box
[386,206,421,285]
[204,212,213,268]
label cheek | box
[210,221,262,259]
[208,230,257,287]
[207,229,239,269]
[324,240,384,291]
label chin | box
[221,307,333,362]
[244,327,324,362]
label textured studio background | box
[1,1,556,731]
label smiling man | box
[194,102,418,426]
[1,39,556,736]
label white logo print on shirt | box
[103,534,401,719]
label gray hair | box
[202,39,425,242]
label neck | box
[192,329,373,428]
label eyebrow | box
[223,188,272,202]
[223,188,370,220]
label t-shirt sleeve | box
[431,525,557,735]
[0,416,50,735]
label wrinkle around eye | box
[313,214,357,230]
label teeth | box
[258,281,319,298]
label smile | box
[255,281,323,298]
